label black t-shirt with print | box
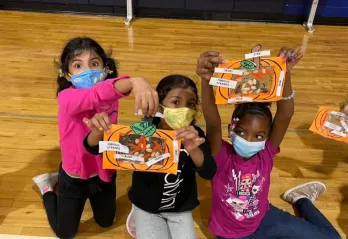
[83,125,217,213]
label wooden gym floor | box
[0,10,347,239]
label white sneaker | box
[283,181,326,204]
[126,205,136,238]
[50,172,59,187]
[32,173,58,195]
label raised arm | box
[197,51,224,157]
[58,76,159,117]
[269,46,303,148]
[192,126,217,179]
[58,75,130,116]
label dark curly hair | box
[56,37,118,96]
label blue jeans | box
[217,198,341,239]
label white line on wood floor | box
[0,235,56,239]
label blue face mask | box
[71,69,107,89]
[230,133,266,158]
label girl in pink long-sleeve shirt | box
[32,37,159,239]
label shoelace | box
[309,186,319,202]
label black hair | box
[153,74,199,126]
[156,74,199,105]
[55,37,118,96]
[232,102,273,129]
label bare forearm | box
[270,72,294,147]
[87,131,103,147]
[201,79,223,156]
[276,72,294,118]
[201,80,222,126]
[113,77,140,94]
[188,148,204,168]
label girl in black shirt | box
[83,75,217,239]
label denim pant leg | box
[217,201,341,239]
[294,198,341,238]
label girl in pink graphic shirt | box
[32,37,158,239]
[197,47,341,239]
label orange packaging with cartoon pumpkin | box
[210,57,287,104]
[309,106,348,143]
[99,121,181,174]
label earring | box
[104,67,113,74]
[58,69,64,77]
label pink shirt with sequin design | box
[57,75,130,182]
[209,140,280,238]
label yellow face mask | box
[163,107,197,130]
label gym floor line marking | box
[0,235,56,239]
[0,112,308,133]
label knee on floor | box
[95,216,115,228]
[56,230,77,239]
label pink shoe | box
[126,206,136,238]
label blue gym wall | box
[284,0,348,17]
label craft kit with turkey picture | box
[209,44,287,104]
[309,106,348,143]
[99,112,182,174]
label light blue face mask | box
[230,133,266,158]
[71,69,107,89]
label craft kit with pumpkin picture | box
[209,44,287,104]
[309,106,348,143]
[99,114,182,175]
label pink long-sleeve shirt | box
[57,75,130,182]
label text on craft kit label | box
[146,153,171,166]
[209,77,237,89]
[99,141,129,154]
[324,121,342,131]
[245,50,270,59]
[214,68,244,75]
[115,154,145,163]
[228,97,253,103]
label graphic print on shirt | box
[159,160,185,211]
[223,169,265,221]
[159,169,183,210]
